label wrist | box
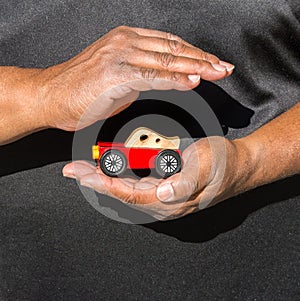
[0,67,49,144]
[232,135,264,193]
[34,64,64,129]
[230,104,300,196]
[22,69,50,130]
[37,62,85,131]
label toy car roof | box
[124,127,180,150]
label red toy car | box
[92,127,182,178]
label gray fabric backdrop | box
[0,1,299,300]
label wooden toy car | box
[92,127,182,178]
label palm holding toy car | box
[92,127,182,178]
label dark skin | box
[0,26,233,144]
[63,104,300,220]
[0,26,299,220]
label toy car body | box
[92,128,182,178]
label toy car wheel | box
[155,150,181,178]
[100,150,127,177]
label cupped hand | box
[38,26,234,131]
[63,137,253,221]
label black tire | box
[155,149,182,178]
[100,150,127,177]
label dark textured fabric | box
[0,0,299,300]
[1,0,299,137]
[0,163,299,301]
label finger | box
[156,143,204,202]
[133,27,231,69]
[133,31,234,74]
[127,66,202,90]
[131,27,197,48]
[63,160,96,179]
[155,170,200,203]
[129,49,230,81]
[64,159,183,218]
[78,171,181,219]
[136,36,217,63]
[79,173,159,204]
[62,160,148,200]
[135,36,234,72]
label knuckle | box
[208,54,220,64]
[122,194,134,204]
[112,32,125,42]
[122,184,144,205]
[140,68,160,80]
[168,39,186,55]
[170,72,180,82]
[131,186,141,205]
[113,25,131,35]
[166,32,182,42]
[117,57,129,68]
[116,25,129,31]
[166,32,175,40]
[158,52,176,68]
[195,60,207,72]
[201,51,211,62]
[119,189,135,204]
[111,26,136,41]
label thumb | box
[156,172,199,203]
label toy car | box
[92,127,182,178]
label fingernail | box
[157,183,174,202]
[219,60,235,72]
[211,63,227,72]
[188,75,200,83]
[63,173,76,179]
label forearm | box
[237,103,300,192]
[0,67,48,145]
